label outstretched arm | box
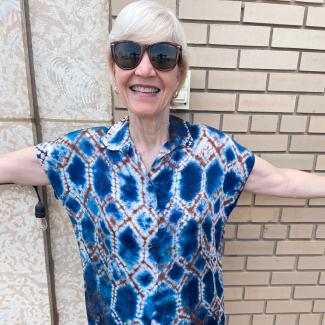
[0,146,49,186]
[244,156,325,198]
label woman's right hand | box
[0,146,49,186]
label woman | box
[1,1,325,324]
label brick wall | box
[113,1,325,324]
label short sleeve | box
[222,135,255,219]
[36,137,71,201]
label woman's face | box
[113,41,180,119]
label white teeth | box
[131,86,160,93]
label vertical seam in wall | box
[20,0,58,324]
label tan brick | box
[193,113,220,129]
[251,115,278,132]
[224,287,243,300]
[189,47,237,68]
[282,208,325,223]
[230,207,280,223]
[275,314,297,325]
[291,135,325,152]
[223,257,245,271]
[179,0,241,21]
[113,109,127,122]
[272,28,325,50]
[252,315,274,325]
[296,0,323,3]
[295,286,325,299]
[280,115,307,133]
[277,241,325,255]
[224,271,270,285]
[261,153,314,170]
[209,71,267,91]
[222,115,249,133]
[191,70,206,89]
[182,23,207,45]
[225,241,274,256]
[237,225,261,239]
[298,95,325,114]
[309,198,325,206]
[266,300,312,313]
[269,73,325,92]
[243,2,304,26]
[210,25,270,47]
[316,225,325,239]
[234,134,288,152]
[245,286,291,300]
[225,300,265,314]
[237,191,253,206]
[255,195,306,206]
[314,300,325,312]
[299,314,322,325]
[289,224,313,238]
[300,52,325,72]
[320,272,325,284]
[307,7,325,28]
[239,94,296,113]
[263,225,287,239]
[228,315,250,325]
[224,224,236,239]
[240,49,299,70]
[247,256,295,271]
[298,256,325,270]
[272,271,318,284]
[309,117,325,134]
[112,0,176,15]
[190,92,236,111]
[317,155,325,170]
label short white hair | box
[108,0,189,89]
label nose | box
[134,51,156,77]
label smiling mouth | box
[130,85,160,94]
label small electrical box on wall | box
[172,70,191,110]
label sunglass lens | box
[114,42,141,69]
[150,43,178,71]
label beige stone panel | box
[261,153,314,170]
[0,1,31,119]
[307,7,325,28]
[251,115,278,132]
[111,0,176,15]
[272,28,325,50]
[316,155,325,170]
[269,73,325,92]
[188,47,238,68]
[182,23,207,44]
[239,94,295,113]
[298,95,325,114]
[179,0,241,21]
[280,115,307,133]
[252,315,274,325]
[209,71,267,91]
[300,52,325,72]
[190,92,236,111]
[234,134,288,152]
[46,190,87,324]
[222,114,249,132]
[30,0,112,122]
[209,24,270,47]
[240,49,299,70]
[193,113,220,129]
[0,185,50,324]
[190,69,206,89]
[243,2,304,25]
[291,135,325,152]
[309,116,325,133]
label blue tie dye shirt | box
[36,115,255,325]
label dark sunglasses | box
[111,41,182,71]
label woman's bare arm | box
[244,156,325,198]
[0,146,49,186]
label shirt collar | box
[102,115,193,152]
